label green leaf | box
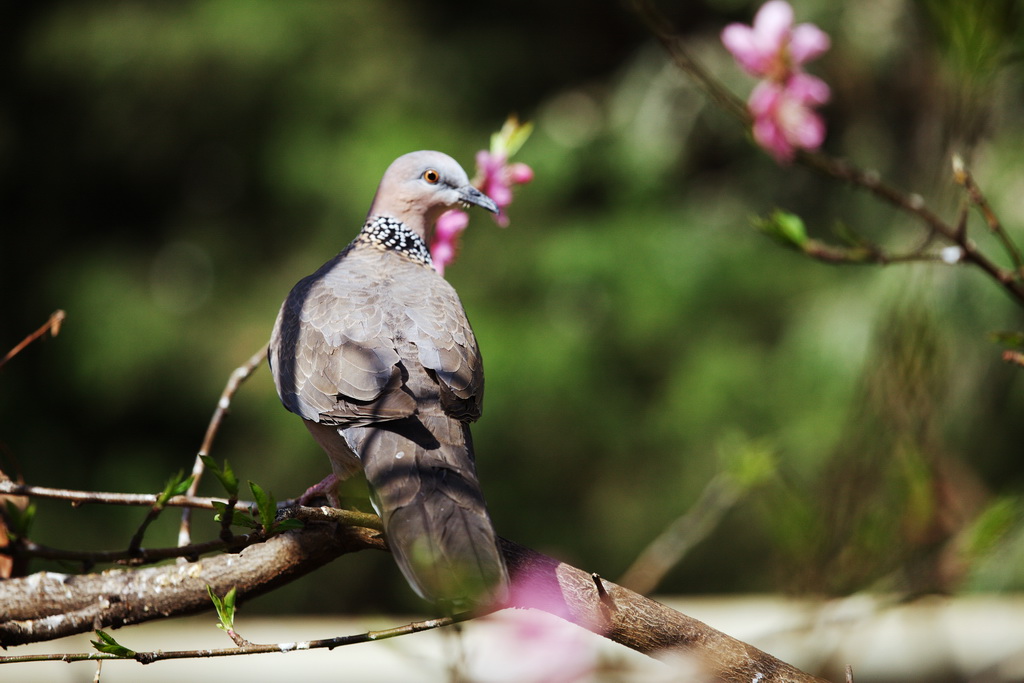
[200,455,240,496]
[207,584,237,632]
[213,501,259,529]
[156,470,194,506]
[491,115,534,158]
[4,501,36,538]
[241,482,302,536]
[199,454,218,473]
[754,209,808,249]
[170,475,195,498]
[248,481,276,533]
[90,630,136,658]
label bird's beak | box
[458,185,499,214]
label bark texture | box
[0,523,384,646]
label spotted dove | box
[269,151,509,608]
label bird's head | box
[368,150,498,239]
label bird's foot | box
[296,473,341,507]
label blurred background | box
[2,0,1024,658]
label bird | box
[268,151,509,610]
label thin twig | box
[0,494,380,566]
[632,0,749,124]
[952,154,1024,275]
[0,481,380,528]
[0,613,465,665]
[619,473,744,595]
[0,481,231,509]
[3,533,261,567]
[127,492,174,559]
[798,237,945,266]
[280,504,384,532]
[178,343,269,550]
[0,310,65,370]
[225,628,255,648]
[797,151,1024,302]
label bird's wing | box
[396,264,484,422]
[269,253,416,426]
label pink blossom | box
[467,571,598,682]
[749,74,829,162]
[721,0,829,80]
[475,150,534,228]
[507,161,534,185]
[428,116,534,275]
[430,208,470,276]
[721,1,831,162]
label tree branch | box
[0,496,381,568]
[951,153,1024,276]
[1,613,466,665]
[0,481,229,510]
[178,343,269,549]
[795,152,1024,304]
[618,473,744,595]
[631,0,749,125]
[0,517,830,682]
[0,520,385,647]
[499,539,829,682]
[0,310,65,370]
[5,533,260,568]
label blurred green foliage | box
[2,0,1024,614]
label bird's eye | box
[422,169,441,184]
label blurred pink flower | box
[429,116,533,275]
[467,571,597,683]
[430,208,470,276]
[476,150,535,228]
[749,74,829,162]
[721,1,831,162]
[721,0,829,80]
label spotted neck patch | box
[357,216,433,266]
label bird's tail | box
[347,414,509,610]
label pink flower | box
[476,150,534,228]
[466,572,598,682]
[428,116,534,275]
[749,74,829,162]
[430,208,470,276]
[721,1,831,162]
[721,0,830,80]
